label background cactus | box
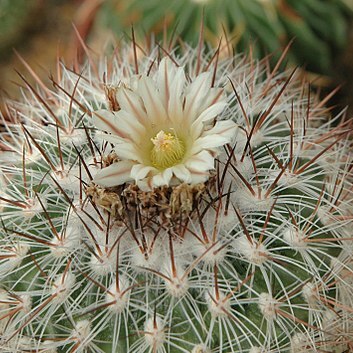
[95,0,353,75]
[0,38,353,353]
[0,0,44,61]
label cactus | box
[96,0,352,74]
[0,0,44,60]
[0,39,353,353]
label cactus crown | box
[0,40,352,352]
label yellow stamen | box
[151,130,185,170]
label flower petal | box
[96,132,125,145]
[157,57,176,108]
[184,72,211,120]
[93,110,131,139]
[137,76,167,126]
[114,110,146,140]
[93,161,135,187]
[157,58,186,120]
[189,101,227,141]
[192,101,227,125]
[151,168,173,187]
[131,164,158,181]
[190,120,238,154]
[189,172,209,184]
[163,168,174,184]
[190,135,228,155]
[171,164,192,183]
[168,70,186,121]
[116,88,148,126]
[185,150,215,173]
[207,120,238,139]
[114,143,144,162]
[202,87,225,110]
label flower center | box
[151,130,185,170]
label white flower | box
[92,57,237,190]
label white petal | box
[186,152,212,184]
[157,58,176,108]
[185,150,215,172]
[93,110,131,139]
[187,117,204,142]
[116,88,148,125]
[151,168,173,187]
[206,120,238,139]
[189,173,209,184]
[184,72,211,120]
[157,58,185,98]
[114,110,145,139]
[202,87,225,110]
[162,168,173,184]
[136,178,152,191]
[92,161,135,187]
[190,135,229,155]
[167,69,186,120]
[151,174,166,187]
[171,164,192,183]
[190,120,238,154]
[137,76,167,126]
[192,102,227,125]
[115,143,143,162]
[97,132,125,145]
[131,164,158,181]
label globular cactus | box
[0,38,353,353]
[96,0,352,74]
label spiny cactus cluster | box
[97,0,352,74]
[0,39,353,353]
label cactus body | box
[0,41,353,352]
[97,0,352,74]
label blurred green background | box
[1,0,353,111]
